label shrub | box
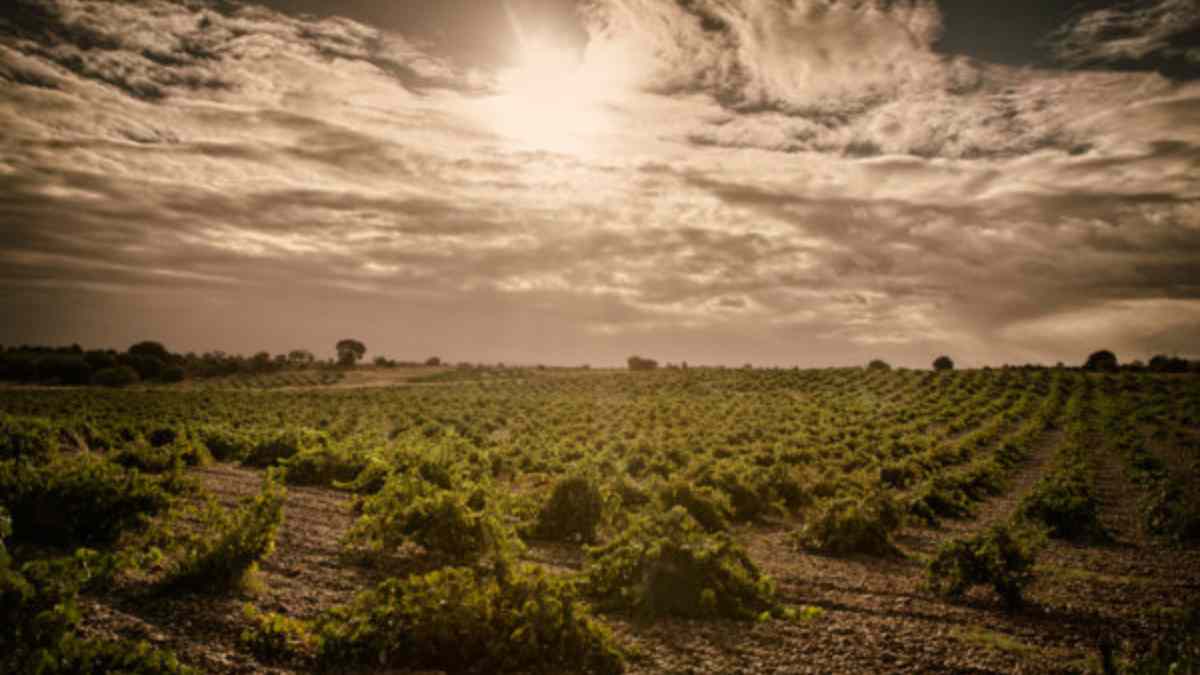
[1,528,195,674]
[93,366,140,388]
[83,350,117,371]
[1144,478,1200,544]
[534,474,606,544]
[315,563,623,674]
[0,455,174,547]
[764,464,812,512]
[240,604,315,665]
[585,507,777,620]
[867,359,892,371]
[282,445,366,488]
[794,491,903,556]
[1016,468,1106,541]
[195,425,251,463]
[111,429,209,472]
[111,442,182,474]
[0,414,58,463]
[611,475,651,510]
[345,473,517,563]
[243,428,328,468]
[0,352,37,382]
[163,472,284,592]
[160,365,186,383]
[907,474,976,524]
[123,354,166,380]
[656,480,732,533]
[334,456,392,494]
[926,523,1036,609]
[35,354,92,385]
[933,355,955,371]
[698,464,779,523]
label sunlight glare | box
[483,14,622,154]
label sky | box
[0,0,1198,368]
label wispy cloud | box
[0,0,1197,365]
[1049,0,1200,77]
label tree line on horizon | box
[0,339,455,388]
[0,341,1196,388]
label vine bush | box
[585,506,778,620]
[314,563,624,674]
[926,523,1037,609]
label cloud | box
[1049,0,1200,79]
[581,0,945,109]
[0,0,1197,365]
[577,0,1190,160]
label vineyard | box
[2,367,1198,674]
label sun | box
[486,42,610,154]
[480,11,620,154]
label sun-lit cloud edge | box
[0,0,1197,365]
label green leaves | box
[0,414,58,463]
[0,454,174,547]
[314,564,623,674]
[584,506,778,621]
[1016,462,1106,541]
[794,490,903,557]
[927,523,1037,610]
[162,470,285,592]
[344,466,520,564]
[534,473,606,543]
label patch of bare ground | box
[1030,437,1200,655]
[904,428,1067,555]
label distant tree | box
[248,351,273,373]
[627,355,658,371]
[287,349,315,368]
[336,339,367,367]
[129,341,172,363]
[1083,350,1118,372]
[425,356,442,367]
[933,355,955,371]
[83,350,117,371]
[35,354,92,385]
[0,355,23,376]
[867,359,892,371]
[1148,354,1190,373]
[93,366,139,388]
[121,353,164,380]
[161,365,186,383]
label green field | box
[2,367,1198,673]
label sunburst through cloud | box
[2,1,1200,673]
